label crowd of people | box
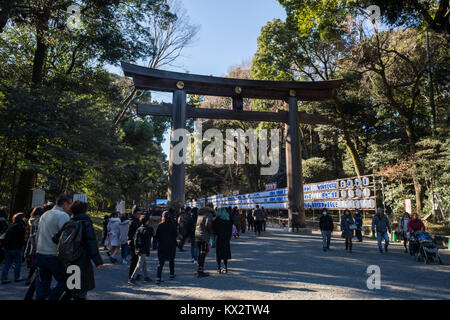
[0,196,265,299]
[0,195,102,300]
[0,196,431,300]
[319,207,427,254]
[101,204,270,284]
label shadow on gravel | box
[1,227,449,300]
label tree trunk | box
[13,12,49,213]
[9,156,18,219]
[344,134,364,177]
[0,0,17,35]
[31,34,48,86]
[339,117,364,177]
[402,114,425,215]
[335,102,365,177]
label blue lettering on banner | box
[362,177,369,185]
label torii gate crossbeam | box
[121,62,343,230]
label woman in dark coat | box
[153,211,177,284]
[340,210,355,252]
[239,210,246,234]
[231,207,240,237]
[1,213,26,284]
[59,201,103,300]
[213,208,233,274]
[0,208,9,265]
[24,207,43,286]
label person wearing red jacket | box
[407,213,425,233]
[407,213,425,256]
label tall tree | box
[0,0,174,212]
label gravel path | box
[1,226,449,300]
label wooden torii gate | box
[121,62,342,230]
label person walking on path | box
[230,207,240,238]
[149,210,161,236]
[35,194,71,300]
[239,210,246,234]
[1,213,26,284]
[129,215,153,285]
[153,211,177,285]
[195,203,214,278]
[101,215,110,251]
[372,208,392,253]
[189,207,199,263]
[24,207,43,286]
[213,208,233,274]
[0,208,8,265]
[399,212,410,253]
[56,201,103,300]
[341,210,355,252]
[119,213,130,264]
[406,213,425,256]
[128,206,142,281]
[106,212,121,264]
[247,209,254,232]
[262,207,268,232]
[407,213,425,234]
[253,205,264,236]
[319,209,334,251]
[168,207,179,233]
[23,203,54,300]
[354,210,363,242]
[177,207,193,252]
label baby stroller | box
[409,231,443,264]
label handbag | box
[349,224,357,230]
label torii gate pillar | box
[285,96,306,230]
[167,89,186,206]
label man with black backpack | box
[55,201,103,300]
[128,215,153,285]
[253,205,264,236]
[35,194,71,300]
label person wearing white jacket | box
[35,194,71,300]
[106,212,121,263]
[399,212,410,253]
[118,213,130,264]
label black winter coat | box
[154,222,177,260]
[0,217,8,234]
[213,217,232,260]
[195,207,214,242]
[189,212,197,238]
[341,215,355,239]
[128,216,141,245]
[134,225,153,255]
[178,213,193,237]
[2,221,26,251]
[65,213,103,293]
[319,214,334,231]
[231,209,241,229]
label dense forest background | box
[0,0,448,222]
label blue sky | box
[116,0,286,156]
[174,0,286,76]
